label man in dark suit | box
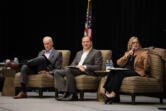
[8,36,62,99]
[54,36,102,101]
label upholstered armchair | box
[119,53,164,104]
[54,50,111,100]
[144,47,166,98]
[99,53,164,104]
[14,50,71,97]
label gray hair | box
[43,36,53,43]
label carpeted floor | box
[0,92,166,111]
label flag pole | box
[87,0,91,26]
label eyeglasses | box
[132,42,138,44]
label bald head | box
[43,36,54,52]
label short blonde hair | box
[127,36,141,51]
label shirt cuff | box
[83,65,87,69]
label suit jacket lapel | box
[40,51,45,56]
[77,51,83,64]
[83,48,93,65]
[48,48,55,61]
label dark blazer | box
[71,48,102,76]
[38,48,62,74]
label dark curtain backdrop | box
[0,0,165,65]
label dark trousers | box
[103,70,139,93]
[54,68,84,93]
[20,56,49,92]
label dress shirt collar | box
[45,48,53,54]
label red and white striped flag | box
[84,0,92,39]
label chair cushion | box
[120,76,163,93]
[14,72,54,88]
[75,75,99,90]
[54,75,99,90]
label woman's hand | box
[124,50,132,58]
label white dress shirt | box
[44,48,53,59]
[78,47,92,66]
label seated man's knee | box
[21,64,29,72]
[54,69,63,77]
[54,69,70,78]
[37,56,46,61]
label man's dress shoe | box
[62,92,71,98]
[7,62,19,70]
[13,91,27,99]
[57,93,78,101]
[56,92,70,100]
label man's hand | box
[38,70,50,74]
[77,65,85,72]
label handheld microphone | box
[131,47,136,55]
[130,47,136,61]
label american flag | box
[84,0,92,39]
